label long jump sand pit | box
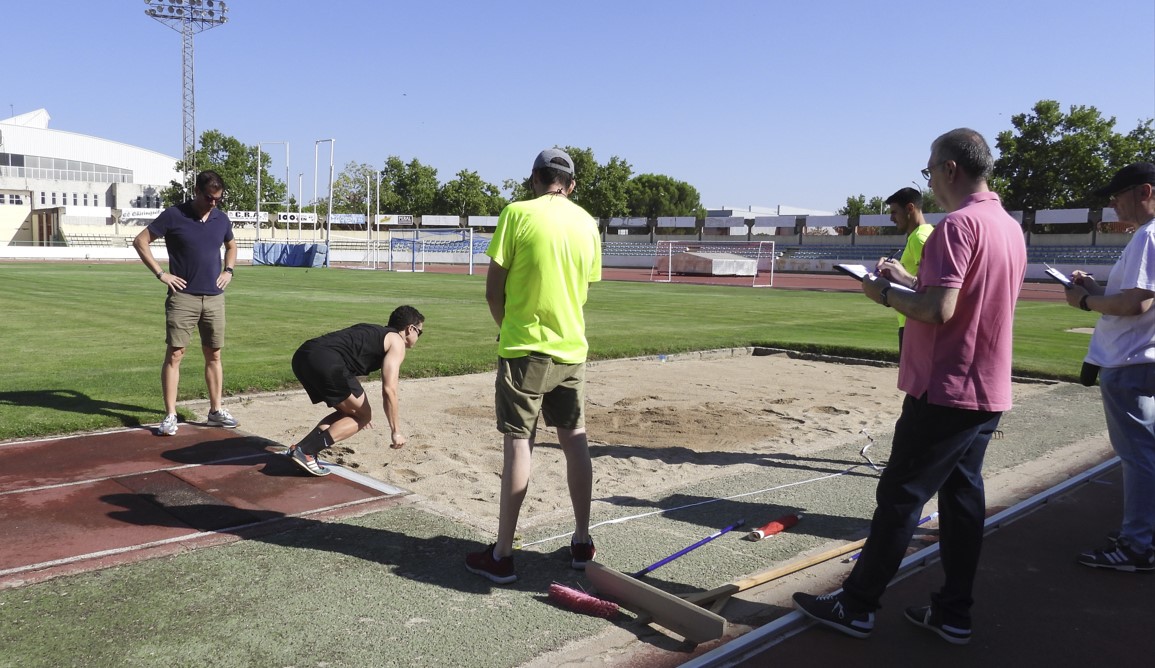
[200,348,1067,535]
[179,349,1111,666]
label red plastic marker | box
[747,513,802,541]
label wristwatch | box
[880,286,892,308]
[155,269,164,279]
[1079,294,1091,312]
[223,267,234,274]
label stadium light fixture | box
[143,0,230,195]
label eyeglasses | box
[410,325,423,338]
[201,192,225,203]
[921,160,948,181]
[1109,184,1142,203]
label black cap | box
[1092,162,1155,197]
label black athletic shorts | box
[291,343,365,408]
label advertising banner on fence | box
[119,208,163,224]
[802,215,848,228]
[376,214,415,226]
[276,212,318,225]
[329,214,366,226]
[703,216,745,228]
[467,215,499,227]
[857,214,895,228]
[228,211,271,225]
[420,215,460,227]
[608,217,648,228]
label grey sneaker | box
[792,592,874,639]
[1078,539,1155,572]
[288,446,331,477]
[158,413,178,436]
[206,408,239,428]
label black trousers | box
[842,393,1002,625]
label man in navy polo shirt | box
[133,170,239,436]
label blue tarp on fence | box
[252,242,328,267]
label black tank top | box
[308,323,396,376]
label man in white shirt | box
[1064,162,1155,572]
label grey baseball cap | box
[533,148,575,175]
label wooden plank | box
[683,538,866,606]
[586,561,726,644]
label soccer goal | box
[385,228,477,274]
[328,233,381,270]
[650,240,777,287]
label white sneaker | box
[159,414,179,436]
[206,408,239,428]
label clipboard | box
[1042,262,1073,288]
[833,263,871,281]
[834,264,915,293]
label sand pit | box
[196,349,1052,532]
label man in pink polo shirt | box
[794,128,1027,645]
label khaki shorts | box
[495,353,586,438]
[165,292,226,349]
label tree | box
[330,161,378,214]
[435,169,507,216]
[502,178,531,203]
[379,156,439,214]
[499,146,634,218]
[919,190,944,214]
[837,194,886,217]
[994,100,1155,210]
[564,146,633,220]
[161,130,286,212]
[626,174,704,218]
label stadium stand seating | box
[63,233,123,247]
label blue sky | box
[7,1,1154,212]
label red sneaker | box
[570,537,596,570]
[465,544,517,584]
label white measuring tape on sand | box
[518,464,868,550]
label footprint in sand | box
[393,468,419,482]
[810,406,851,415]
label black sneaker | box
[465,544,517,584]
[792,592,874,639]
[1078,540,1155,572]
[904,605,972,645]
[570,537,596,570]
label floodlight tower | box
[143,0,230,194]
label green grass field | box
[0,263,1098,441]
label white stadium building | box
[0,109,179,247]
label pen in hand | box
[877,248,902,273]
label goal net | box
[328,234,380,270]
[650,240,777,287]
[385,228,477,274]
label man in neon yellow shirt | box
[466,148,602,584]
[877,187,934,356]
